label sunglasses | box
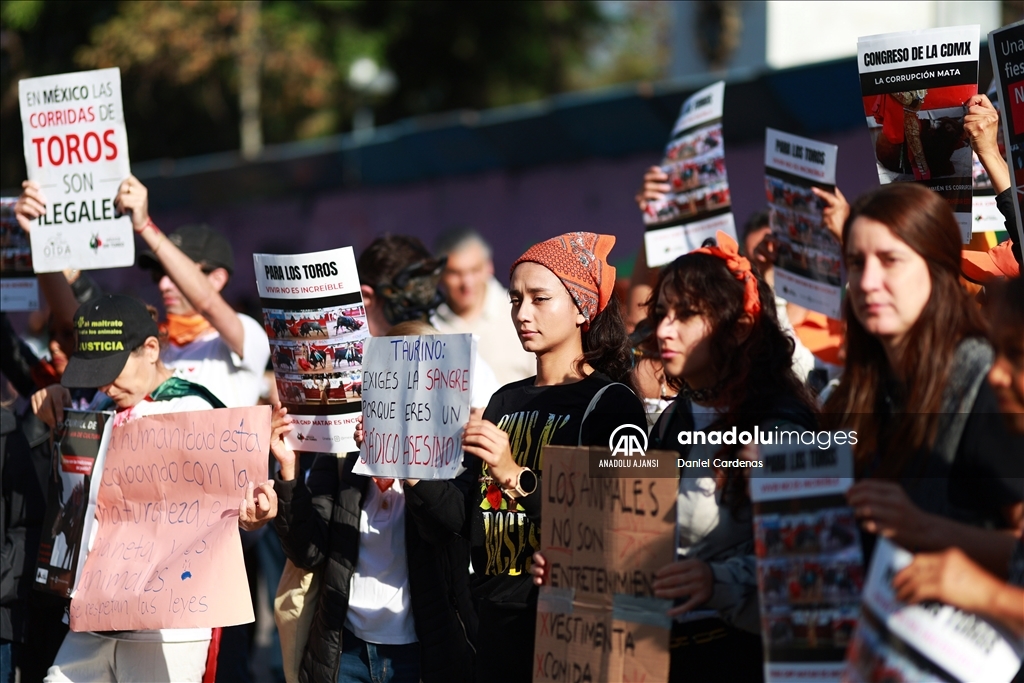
[149,265,215,284]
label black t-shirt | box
[861,381,1024,563]
[928,380,1024,523]
[469,372,647,606]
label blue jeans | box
[258,528,287,683]
[338,627,419,683]
[0,641,14,683]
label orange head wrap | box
[511,232,617,331]
[693,231,762,319]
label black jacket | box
[1,407,50,642]
[273,453,475,683]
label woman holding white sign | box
[440,232,647,683]
[30,295,272,683]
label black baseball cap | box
[138,224,235,275]
[61,295,160,388]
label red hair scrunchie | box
[693,230,762,319]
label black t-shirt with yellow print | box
[469,371,647,606]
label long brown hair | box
[823,184,987,475]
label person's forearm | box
[978,150,1011,194]
[139,221,245,356]
[37,272,80,356]
[919,514,1016,577]
[983,584,1024,639]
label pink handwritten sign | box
[70,406,270,631]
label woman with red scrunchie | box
[646,231,818,682]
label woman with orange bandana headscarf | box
[612,231,816,683]
[412,232,647,683]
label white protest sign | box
[253,247,368,454]
[765,128,843,319]
[643,81,737,267]
[751,439,862,683]
[355,334,475,480]
[845,538,1022,682]
[19,68,133,272]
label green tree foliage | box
[1,1,674,187]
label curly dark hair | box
[576,296,639,395]
[649,252,817,507]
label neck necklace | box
[680,379,723,403]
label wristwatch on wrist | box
[506,467,538,499]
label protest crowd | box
[1,17,1023,683]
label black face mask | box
[374,256,448,326]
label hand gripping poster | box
[858,25,981,243]
[254,247,369,453]
[70,406,270,631]
[989,20,1024,251]
[750,439,863,683]
[354,333,475,480]
[34,410,114,598]
[764,129,843,319]
[18,68,134,272]
[643,81,737,267]
[844,538,1022,683]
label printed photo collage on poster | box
[0,197,39,310]
[652,121,730,225]
[765,178,843,289]
[264,304,368,408]
[858,25,982,240]
[755,497,864,664]
[643,80,737,268]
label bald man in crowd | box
[431,228,534,386]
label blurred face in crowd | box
[48,317,74,375]
[845,217,931,354]
[989,325,1024,434]
[744,224,772,273]
[98,338,162,409]
[509,262,584,357]
[157,272,196,316]
[441,241,493,317]
[151,263,225,316]
[654,285,717,391]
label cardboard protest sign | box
[353,333,474,480]
[35,410,114,598]
[643,81,737,267]
[533,446,677,683]
[764,129,843,319]
[844,538,1023,682]
[858,25,980,242]
[989,21,1024,250]
[0,197,39,311]
[18,68,134,272]
[254,247,368,453]
[69,406,270,631]
[750,438,862,683]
